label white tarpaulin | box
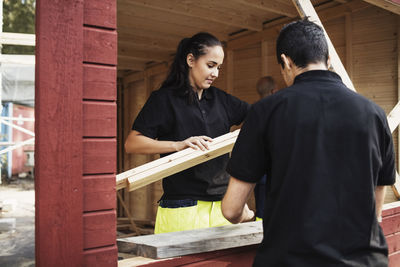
[1,55,35,107]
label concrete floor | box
[0,179,35,267]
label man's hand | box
[240,204,255,222]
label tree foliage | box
[2,0,35,54]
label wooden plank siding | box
[120,4,400,224]
[36,0,118,266]
[83,0,118,265]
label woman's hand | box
[175,136,213,151]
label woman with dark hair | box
[125,32,250,234]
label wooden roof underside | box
[117,0,400,72]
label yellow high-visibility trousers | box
[154,200,231,234]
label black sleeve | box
[224,92,250,126]
[377,116,396,186]
[226,104,266,183]
[132,90,171,139]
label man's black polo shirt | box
[133,86,249,201]
[227,70,395,266]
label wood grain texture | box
[84,245,118,267]
[84,0,116,29]
[118,246,258,267]
[84,27,117,65]
[83,64,116,100]
[84,210,116,249]
[117,221,262,259]
[116,130,239,191]
[83,101,117,137]
[382,212,400,235]
[386,232,400,254]
[83,138,116,174]
[35,0,84,266]
[83,175,116,212]
[389,250,400,267]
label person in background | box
[125,32,250,234]
[254,76,279,221]
[222,18,395,266]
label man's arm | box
[375,185,386,222]
[222,176,256,224]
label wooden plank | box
[386,232,400,254]
[84,0,116,29]
[83,64,117,101]
[83,101,117,137]
[261,40,269,76]
[362,0,400,15]
[0,32,35,46]
[84,210,116,249]
[381,212,400,235]
[35,0,84,265]
[230,0,298,17]
[83,139,117,174]
[117,191,141,235]
[83,175,116,212]
[390,250,400,267]
[84,27,117,65]
[115,130,239,191]
[383,201,400,217]
[120,0,263,31]
[292,0,355,91]
[84,245,118,267]
[117,221,263,259]
[118,57,147,71]
[345,13,353,79]
[118,44,171,62]
[227,50,234,94]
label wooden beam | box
[117,192,141,235]
[230,0,298,17]
[362,0,400,15]
[117,221,263,259]
[118,10,229,42]
[118,46,171,62]
[119,0,263,31]
[227,0,368,51]
[227,50,234,94]
[117,57,146,71]
[261,40,269,76]
[116,130,239,191]
[292,0,355,91]
[0,32,35,46]
[345,13,353,80]
[118,39,176,53]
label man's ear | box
[280,54,292,70]
[187,53,195,68]
[327,55,332,70]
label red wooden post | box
[35,0,117,265]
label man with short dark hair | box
[222,19,395,266]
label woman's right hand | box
[175,136,213,151]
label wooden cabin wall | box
[119,5,400,222]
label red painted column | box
[35,0,117,266]
[35,0,84,266]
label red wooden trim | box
[83,27,117,65]
[83,175,116,212]
[35,0,84,266]
[386,232,400,254]
[83,64,116,101]
[382,212,400,236]
[84,0,116,29]
[83,139,117,174]
[83,210,116,249]
[84,245,118,267]
[83,101,117,137]
[389,250,400,267]
[134,245,258,267]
